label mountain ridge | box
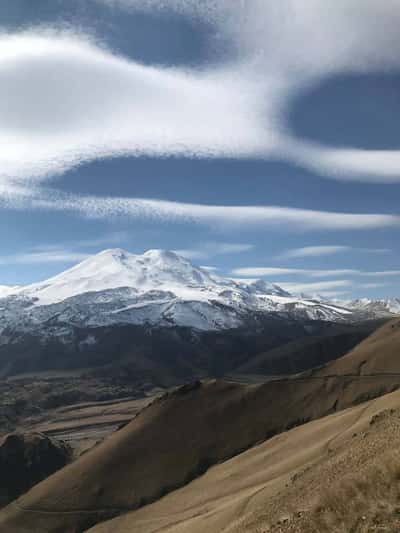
[0,248,357,333]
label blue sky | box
[0,0,400,299]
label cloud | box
[358,282,388,289]
[1,0,400,203]
[66,231,130,249]
[174,242,254,260]
[94,0,400,182]
[231,267,358,278]
[287,141,400,183]
[277,245,390,259]
[200,265,219,272]
[231,266,400,278]
[0,232,129,266]
[7,189,400,231]
[361,270,400,277]
[0,250,90,265]
[0,30,272,197]
[279,280,353,295]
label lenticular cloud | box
[3,0,400,207]
[0,31,273,195]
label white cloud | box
[174,242,254,260]
[0,250,90,265]
[0,233,129,266]
[95,0,400,182]
[8,189,400,231]
[200,265,219,272]
[361,270,400,278]
[231,266,400,278]
[358,282,388,289]
[67,231,130,249]
[277,245,390,259]
[288,141,400,183]
[1,0,400,204]
[0,31,273,197]
[231,267,358,278]
[279,280,353,295]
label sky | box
[0,0,400,299]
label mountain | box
[1,319,400,533]
[0,285,19,298]
[21,249,218,306]
[0,248,395,379]
[0,248,353,333]
[343,297,400,317]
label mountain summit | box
[0,248,354,332]
[23,249,218,305]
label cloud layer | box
[0,31,270,197]
[277,245,390,260]
[232,266,400,278]
[7,189,400,231]
[2,0,400,209]
[174,242,255,260]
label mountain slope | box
[0,285,19,298]
[85,386,400,533]
[1,319,399,533]
[22,249,219,306]
[0,248,353,334]
[318,316,400,376]
[344,297,400,317]
[233,319,384,376]
[0,248,368,380]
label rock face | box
[0,432,72,508]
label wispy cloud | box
[174,242,254,260]
[95,0,400,183]
[231,266,400,278]
[277,245,390,260]
[69,231,130,249]
[358,282,388,289]
[0,250,90,265]
[361,270,400,277]
[10,190,400,231]
[231,267,357,278]
[0,232,129,266]
[200,265,219,272]
[1,0,400,208]
[279,280,353,295]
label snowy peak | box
[345,297,400,316]
[0,285,20,298]
[238,279,292,297]
[0,248,373,332]
[21,248,219,305]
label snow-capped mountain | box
[342,298,400,317]
[0,285,20,298]
[0,249,354,334]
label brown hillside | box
[1,318,399,533]
[318,317,400,376]
[86,386,400,533]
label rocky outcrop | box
[0,432,72,508]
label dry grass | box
[291,451,400,532]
